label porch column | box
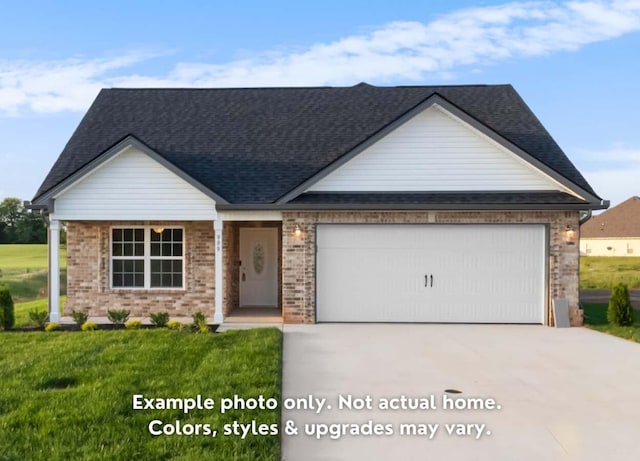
[49,219,61,323]
[213,218,224,324]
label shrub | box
[150,312,170,328]
[0,286,15,330]
[608,283,635,326]
[29,309,49,328]
[191,311,209,334]
[45,323,61,332]
[81,322,98,331]
[107,309,130,325]
[125,320,142,330]
[71,310,89,328]
[166,320,183,331]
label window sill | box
[109,288,186,293]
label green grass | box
[0,328,282,461]
[580,256,640,290]
[0,244,66,274]
[0,244,67,303]
[582,302,640,343]
[13,296,66,327]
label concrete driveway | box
[282,324,640,461]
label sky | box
[1,0,639,208]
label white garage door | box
[316,224,546,323]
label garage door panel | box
[316,224,545,323]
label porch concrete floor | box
[225,306,283,323]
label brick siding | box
[65,221,215,318]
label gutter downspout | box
[579,209,592,225]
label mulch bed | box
[3,324,220,333]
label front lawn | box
[582,302,640,343]
[0,328,282,461]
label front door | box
[239,228,278,307]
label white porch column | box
[49,219,61,323]
[213,218,224,324]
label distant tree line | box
[0,198,47,244]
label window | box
[150,228,183,288]
[111,227,184,289]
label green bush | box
[107,309,130,325]
[44,323,61,332]
[191,311,209,334]
[81,321,98,331]
[71,310,89,328]
[607,283,635,326]
[0,286,15,330]
[150,312,170,328]
[125,319,142,330]
[28,309,49,328]
[166,320,183,331]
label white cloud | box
[1,0,640,114]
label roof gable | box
[581,196,640,238]
[49,137,222,220]
[32,84,602,207]
[297,100,572,196]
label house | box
[580,196,640,256]
[28,83,608,326]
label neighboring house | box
[28,83,608,326]
[580,196,640,256]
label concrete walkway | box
[282,324,640,461]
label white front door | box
[239,228,278,307]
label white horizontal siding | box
[219,211,283,221]
[308,105,561,192]
[54,146,216,220]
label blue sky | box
[1,0,639,207]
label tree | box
[0,197,47,244]
[607,283,635,326]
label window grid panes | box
[111,228,145,288]
[150,228,183,288]
[111,227,184,289]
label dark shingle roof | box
[581,196,640,238]
[34,84,598,204]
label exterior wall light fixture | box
[563,225,576,245]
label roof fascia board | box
[216,202,607,212]
[33,136,229,206]
[276,93,603,206]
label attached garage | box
[316,224,546,324]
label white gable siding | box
[53,146,216,220]
[307,105,563,193]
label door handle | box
[425,274,434,288]
[430,275,433,287]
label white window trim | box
[110,226,186,290]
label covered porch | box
[220,213,284,324]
